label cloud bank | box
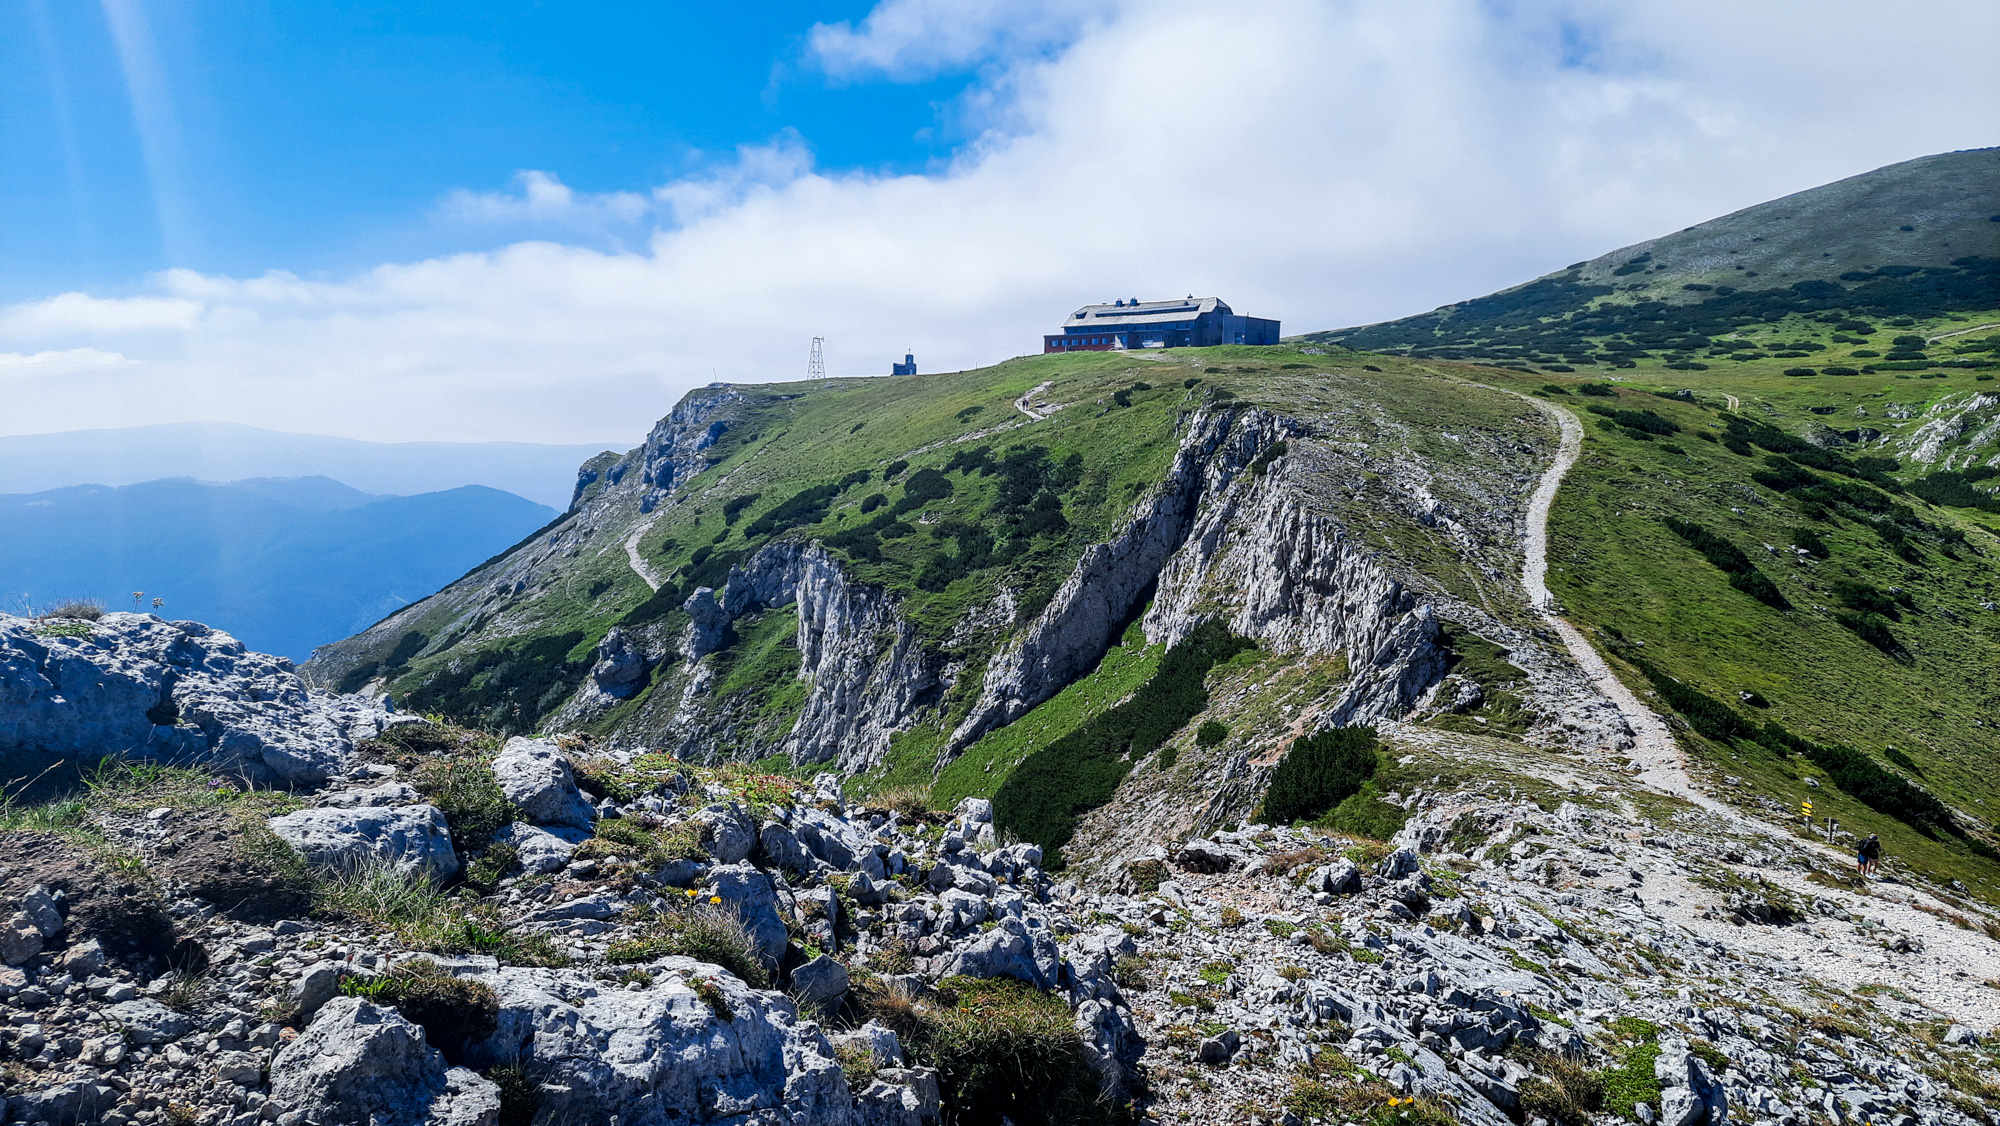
[3,0,1994,445]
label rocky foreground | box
[3,613,1999,1126]
[2,717,1997,1126]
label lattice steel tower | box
[807,337,825,380]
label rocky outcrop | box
[949,406,1305,751]
[269,997,499,1126]
[585,627,650,700]
[458,961,856,1125]
[639,386,746,511]
[672,542,943,772]
[1143,458,1445,726]
[1,613,396,787]
[1897,389,2000,467]
[267,804,461,881]
[491,737,598,831]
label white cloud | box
[0,348,130,368]
[440,170,651,228]
[1,0,1994,445]
[807,0,1109,81]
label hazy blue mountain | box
[0,421,617,510]
[0,476,556,660]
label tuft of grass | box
[411,756,512,855]
[342,958,499,1062]
[486,1065,539,1126]
[36,599,104,621]
[314,863,565,967]
[604,903,768,988]
[860,975,1113,1125]
[1518,1050,1606,1126]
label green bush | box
[722,493,761,525]
[1835,612,1903,658]
[1576,382,1617,397]
[1585,404,1680,436]
[992,623,1253,863]
[1195,721,1228,748]
[1908,466,2000,514]
[892,467,954,515]
[745,483,843,538]
[1661,517,1789,610]
[1260,726,1380,825]
[865,977,1110,1125]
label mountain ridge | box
[0,420,617,510]
[0,475,556,659]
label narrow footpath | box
[1513,392,2000,1026]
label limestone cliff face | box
[1142,457,1445,727]
[665,543,945,773]
[639,387,745,511]
[948,406,1307,752]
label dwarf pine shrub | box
[1260,726,1380,825]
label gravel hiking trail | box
[1015,379,1061,421]
[1513,391,2000,1025]
[624,517,665,592]
[1517,395,1696,801]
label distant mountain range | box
[0,476,556,660]
[0,421,617,510]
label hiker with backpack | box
[1858,833,1882,878]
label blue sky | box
[1,1,1007,302]
[0,1,1993,445]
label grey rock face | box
[0,916,43,965]
[951,406,1293,751]
[1143,457,1445,727]
[107,999,192,1043]
[674,542,943,773]
[20,886,63,937]
[853,1068,942,1126]
[292,963,342,1020]
[269,997,491,1126]
[490,736,596,831]
[459,960,850,1126]
[321,781,423,808]
[696,802,757,864]
[1311,860,1363,895]
[267,804,460,881]
[9,1079,118,1126]
[588,627,650,699]
[759,820,813,872]
[706,863,790,973]
[491,821,588,874]
[1655,1037,1729,1126]
[790,954,850,1015]
[939,917,1061,989]
[1,612,394,786]
[640,386,745,503]
[59,937,104,977]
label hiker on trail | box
[1858,833,1883,877]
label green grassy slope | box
[1306,148,1999,375]
[1492,365,1999,897]
[1284,147,2000,896]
